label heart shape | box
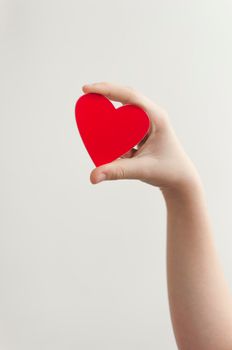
[75,93,150,167]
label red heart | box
[75,93,150,167]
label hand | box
[82,82,201,191]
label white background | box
[1,1,232,349]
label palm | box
[82,82,196,187]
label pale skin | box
[82,82,232,350]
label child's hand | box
[82,82,200,191]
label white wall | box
[1,1,232,349]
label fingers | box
[90,157,144,184]
[82,81,141,105]
[82,82,169,131]
[82,82,154,113]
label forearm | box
[83,81,232,349]
[162,179,232,350]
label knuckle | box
[156,106,170,125]
[117,166,126,179]
[111,165,126,180]
[161,108,169,119]
[161,109,170,124]
[157,104,169,119]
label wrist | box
[160,174,205,205]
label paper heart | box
[75,93,150,167]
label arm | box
[82,82,232,350]
[163,181,232,350]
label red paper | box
[75,93,150,166]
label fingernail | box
[96,173,106,183]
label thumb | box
[90,157,142,184]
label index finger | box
[82,82,160,116]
